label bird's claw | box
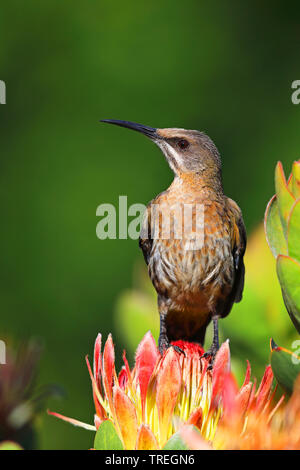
[171,344,186,356]
[159,339,186,357]
[201,345,219,369]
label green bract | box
[94,420,124,450]
[265,161,300,393]
[265,161,300,333]
[270,339,300,395]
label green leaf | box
[163,432,189,450]
[270,339,300,395]
[275,162,295,237]
[264,195,287,257]
[94,420,124,450]
[0,441,23,450]
[277,255,300,333]
[287,199,300,264]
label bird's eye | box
[177,139,189,150]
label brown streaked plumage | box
[101,120,246,362]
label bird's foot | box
[158,336,185,356]
[201,343,219,370]
[171,344,186,356]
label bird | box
[101,119,246,362]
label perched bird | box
[101,120,246,362]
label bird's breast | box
[147,196,235,312]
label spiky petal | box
[156,348,182,445]
[135,331,159,421]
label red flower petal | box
[135,331,160,421]
[212,340,231,404]
[118,366,128,390]
[247,377,257,410]
[86,355,107,422]
[187,407,203,429]
[122,350,133,385]
[255,365,274,412]
[93,334,102,388]
[156,347,181,445]
[242,360,251,387]
[222,373,239,417]
[113,386,138,450]
[103,334,116,413]
[235,382,252,415]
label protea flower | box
[49,332,300,450]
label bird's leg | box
[158,301,184,356]
[201,314,220,367]
[158,313,169,354]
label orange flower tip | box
[136,424,158,450]
[113,386,138,449]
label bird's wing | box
[139,203,153,265]
[227,198,247,303]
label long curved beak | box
[100,119,158,139]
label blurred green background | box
[0,0,300,449]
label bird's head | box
[101,120,222,183]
